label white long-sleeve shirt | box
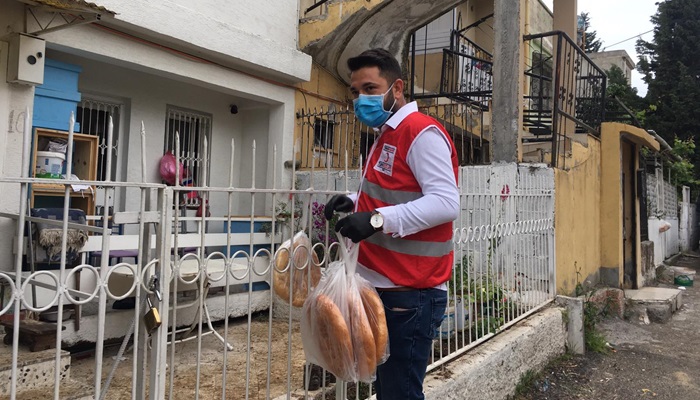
[353,102,460,289]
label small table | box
[1,319,65,352]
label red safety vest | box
[356,111,458,288]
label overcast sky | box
[541,0,658,96]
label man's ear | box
[393,79,405,99]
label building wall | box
[555,136,602,295]
[293,62,353,169]
[0,0,308,273]
[587,50,635,83]
[599,122,660,288]
[47,50,281,222]
[0,0,40,272]
[85,0,310,83]
[298,0,386,50]
[647,171,681,264]
[456,1,495,52]
[528,0,554,34]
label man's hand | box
[324,195,354,220]
[335,212,377,243]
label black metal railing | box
[604,95,642,128]
[411,29,493,106]
[296,106,373,170]
[419,102,490,165]
[523,31,607,166]
[304,0,330,16]
[296,102,490,169]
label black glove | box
[335,212,377,243]
[324,195,354,220]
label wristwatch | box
[370,210,384,231]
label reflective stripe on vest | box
[365,233,453,257]
[360,179,424,205]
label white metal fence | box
[0,112,555,399]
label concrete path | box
[514,253,700,400]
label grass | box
[513,369,539,397]
[585,326,609,354]
[582,290,612,354]
[508,353,575,399]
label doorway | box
[621,139,637,289]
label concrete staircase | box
[0,349,91,399]
[298,0,465,82]
[625,257,697,324]
[624,287,684,324]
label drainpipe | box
[647,129,682,163]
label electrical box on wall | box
[7,33,45,86]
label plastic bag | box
[273,231,322,307]
[301,238,388,383]
[159,152,185,186]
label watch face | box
[370,213,383,229]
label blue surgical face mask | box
[353,83,397,128]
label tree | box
[605,65,646,125]
[606,65,644,109]
[636,0,700,173]
[578,12,603,53]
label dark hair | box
[347,48,402,83]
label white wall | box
[40,0,311,83]
[0,0,41,272]
[47,50,283,220]
[648,217,680,265]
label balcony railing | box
[523,31,607,166]
[411,29,493,106]
[604,95,642,128]
[303,0,330,16]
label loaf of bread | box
[273,232,321,307]
[314,294,355,381]
[360,286,388,365]
[348,287,377,381]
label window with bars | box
[313,118,335,149]
[164,107,212,207]
[77,99,121,182]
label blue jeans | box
[375,288,447,400]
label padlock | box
[144,277,162,334]
[144,292,162,334]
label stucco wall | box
[555,137,602,295]
[294,62,352,168]
[587,50,635,83]
[70,0,311,83]
[46,50,280,222]
[0,0,40,271]
[528,0,554,34]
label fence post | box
[550,33,563,168]
[149,187,173,398]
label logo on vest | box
[374,143,396,176]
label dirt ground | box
[70,311,308,400]
[513,253,700,400]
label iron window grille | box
[164,106,212,207]
[77,99,121,182]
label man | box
[325,48,460,400]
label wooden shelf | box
[31,128,98,215]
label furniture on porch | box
[31,128,98,216]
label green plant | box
[573,262,609,354]
[259,201,303,236]
[513,369,539,397]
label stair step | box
[625,287,683,324]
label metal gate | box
[1,109,555,400]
